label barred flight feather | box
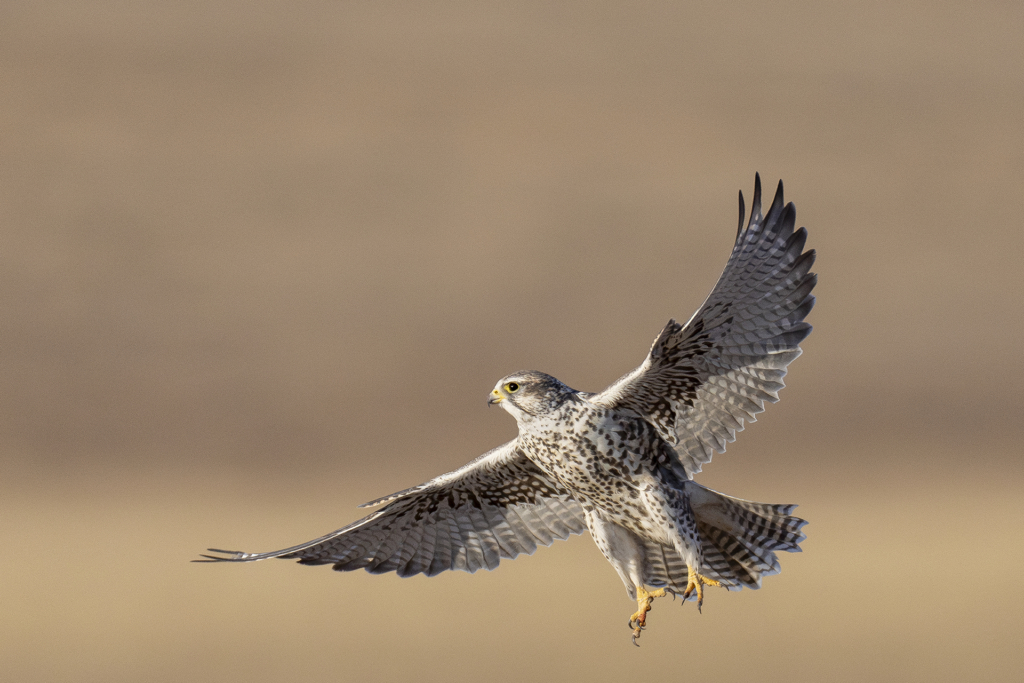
[593,175,815,479]
[197,440,587,576]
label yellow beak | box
[488,390,504,405]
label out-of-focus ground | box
[1,2,1022,681]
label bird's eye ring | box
[505,382,520,393]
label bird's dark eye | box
[505,382,520,393]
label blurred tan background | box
[2,1,1022,681]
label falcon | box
[199,174,814,645]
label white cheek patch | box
[500,398,530,420]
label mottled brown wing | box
[197,440,586,577]
[591,175,816,478]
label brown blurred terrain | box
[1,2,1022,681]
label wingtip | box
[193,555,221,563]
[736,189,745,239]
[765,179,786,227]
[749,173,763,228]
[194,548,246,562]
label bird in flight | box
[199,174,814,645]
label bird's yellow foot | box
[628,585,668,646]
[682,565,722,613]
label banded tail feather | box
[641,482,806,595]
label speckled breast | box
[517,398,673,526]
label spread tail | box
[640,482,806,594]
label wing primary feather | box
[764,180,786,229]
[736,189,745,239]
[748,172,762,230]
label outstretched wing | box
[591,174,816,478]
[197,440,586,577]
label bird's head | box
[488,371,575,420]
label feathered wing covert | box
[198,440,586,576]
[592,174,816,478]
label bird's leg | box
[681,565,722,612]
[628,585,668,645]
